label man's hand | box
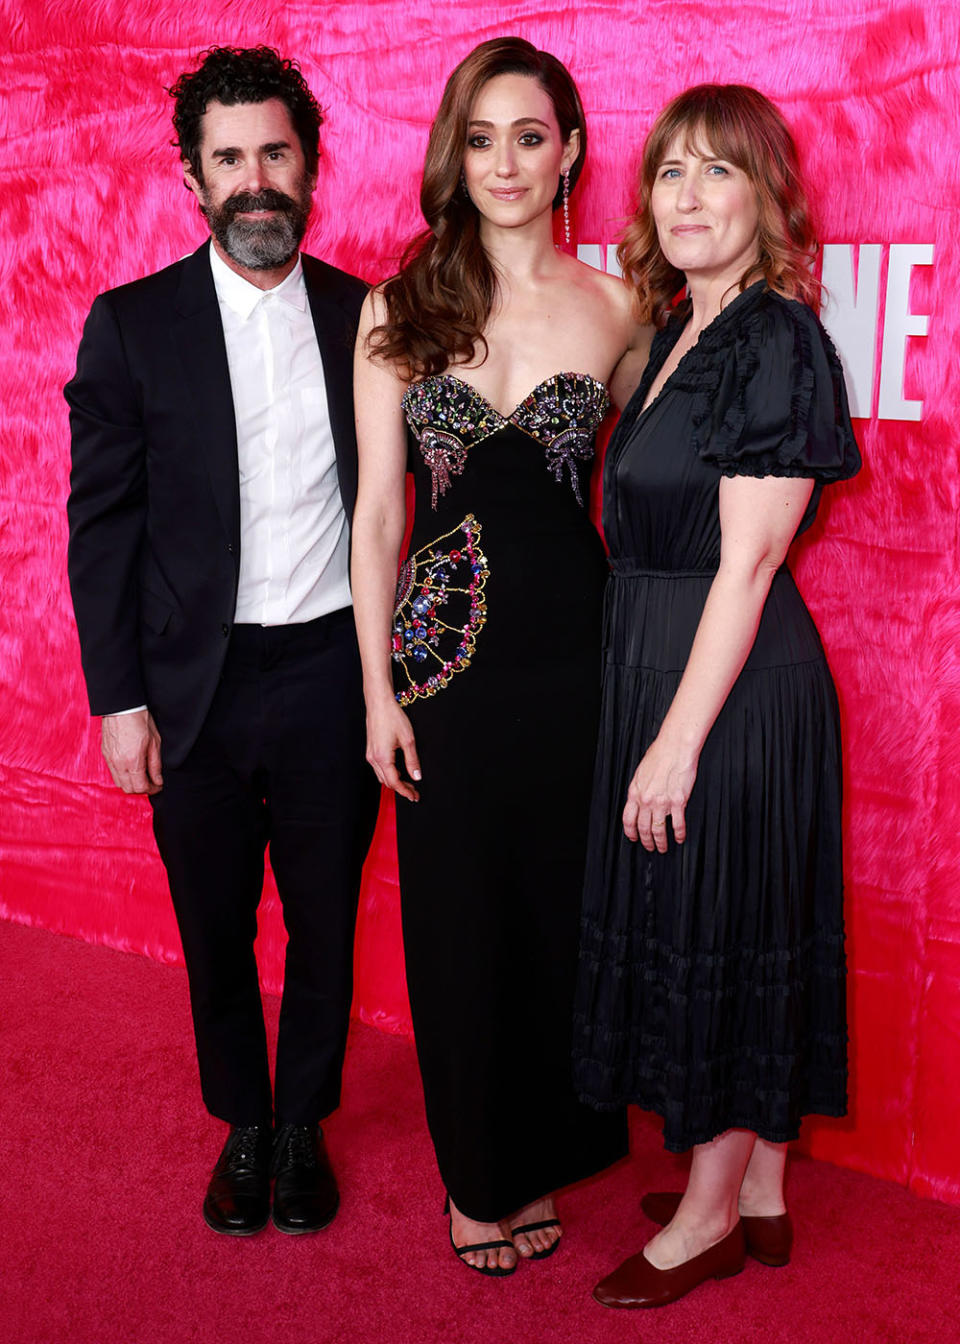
[101,710,163,795]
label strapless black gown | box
[573,286,861,1152]
[392,373,628,1222]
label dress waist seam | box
[603,652,829,674]
[609,562,789,579]
[609,564,716,579]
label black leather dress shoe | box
[202,1124,272,1235]
[272,1124,339,1234]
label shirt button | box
[227,543,235,554]
[221,623,230,637]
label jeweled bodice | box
[393,371,610,707]
[402,371,609,508]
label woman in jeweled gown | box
[351,38,646,1275]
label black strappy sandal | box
[510,1217,562,1260]
[444,1194,517,1277]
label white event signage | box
[578,242,935,423]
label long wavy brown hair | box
[619,84,820,328]
[368,37,587,380]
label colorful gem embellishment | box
[511,373,609,505]
[402,378,503,510]
[392,514,490,706]
[402,372,610,509]
[418,427,468,511]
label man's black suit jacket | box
[66,243,367,769]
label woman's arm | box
[591,270,654,410]
[623,472,815,849]
[351,290,422,802]
[609,322,654,411]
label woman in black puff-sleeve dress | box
[578,86,861,1311]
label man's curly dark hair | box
[169,46,324,184]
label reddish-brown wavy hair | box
[368,37,587,379]
[618,84,820,328]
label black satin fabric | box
[573,285,860,1152]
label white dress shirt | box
[210,242,352,626]
[110,245,353,716]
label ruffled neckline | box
[608,280,861,492]
[635,280,769,415]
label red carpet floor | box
[2,919,958,1344]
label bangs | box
[680,115,750,170]
[644,102,754,185]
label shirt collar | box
[208,240,308,319]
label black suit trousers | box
[150,607,379,1126]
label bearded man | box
[66,46,379,1236]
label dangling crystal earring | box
[460,170,469,199]
[562,167,571,246]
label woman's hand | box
[365,695,422,803]
[621,475,816,852]
[623,736,698,851]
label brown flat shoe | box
[641,1191,793,1266]
[740,1212,793,1266]
[593,1222,746,1309]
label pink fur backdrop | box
[1,1,957,1203]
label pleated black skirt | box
[573,568,849,1151]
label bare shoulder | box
[568,259,654,357]
[567,255,632,312]
[593,265,635,318]
[359,282,390,332]
[559,257,637,354]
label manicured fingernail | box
[412,770,421,780]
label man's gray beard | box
[218,213,301,270]
[202,182,312,271]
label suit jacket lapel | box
[302,254,360,521]
[173,243,240,550]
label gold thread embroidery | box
[392,515,490,706]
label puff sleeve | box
[693,293,861,482]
